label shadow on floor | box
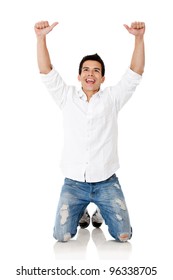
[53,228,132,260]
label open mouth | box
[86,78,95,84]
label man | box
[34,20,145,242]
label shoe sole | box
[92,221,102,228]
[79,222,90,229]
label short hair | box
[78,53,105,76]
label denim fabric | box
[53,174,132,242]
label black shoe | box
[79,209,90,229]
[92,209,103,228]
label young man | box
[34,20,145,242]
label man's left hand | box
[124,22,145,37]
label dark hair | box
[79,53,105,76]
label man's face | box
[78,60,105,94]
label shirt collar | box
[78,88,102,101]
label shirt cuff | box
[126,67,142,80]
[40,66,57,81]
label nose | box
[88,70,94,76]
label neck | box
[82,88,100,102]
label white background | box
[0,0,173,279]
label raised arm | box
[34,21,58,74]
[124,22,145,75]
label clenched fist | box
[34,21,58,38]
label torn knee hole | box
[60,204,69,225]
[119,233,129,242]
[63,232,71,242]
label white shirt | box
[41,67,142,182]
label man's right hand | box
[34,21,58,38]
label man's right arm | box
[34,21,58,74]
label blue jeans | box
[53,174,132,242]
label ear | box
[101,76,105,83]
[78,74,81,81]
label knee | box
[109,228,132,242]
[53,230,72,242]
[53,225,77,242]
[117,232,131,242]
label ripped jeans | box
[53,174,132,242]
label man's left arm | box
[124,21,145,75]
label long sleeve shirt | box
[41,67,142,182]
